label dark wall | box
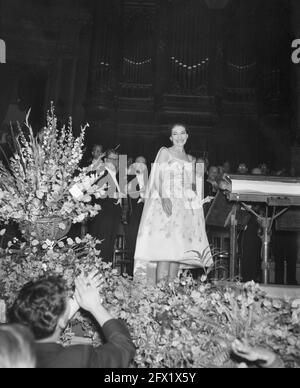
[0,0,296,170]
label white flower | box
[42,264,48,271]
[58,223,66,230]
[36,190,44,199]
[200,275,207,283]
[45,239,55,248]
[75,214,85,223]
[75,237,82,244]
[58,241,65,248]
[67,238,74,246]
[292,300,300,309]
[0,229,6,236]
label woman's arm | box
[154,148,172,217]
[154,147,169,198]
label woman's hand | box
[161,198,172,217]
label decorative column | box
[85,0,122,121]
[205,0,229,98]
[154,0,171,106]
[207,8,223,98]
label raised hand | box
[74,274,103,314]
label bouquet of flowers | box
[0,103,105,227]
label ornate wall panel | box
[224,0,257,101]
[168,0,211,95]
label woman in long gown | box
[134,124,213,284]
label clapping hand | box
[74,270,104,313]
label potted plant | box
[0,103,105,241]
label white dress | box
[134,148,213,276]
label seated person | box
[9,273,136,368]
[0,324,36,368]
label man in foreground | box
[9,273,135,368]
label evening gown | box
[134,148,213,278]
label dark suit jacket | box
[35,319,135,369]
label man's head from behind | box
[9,277,69,341]
[0,324,36,368]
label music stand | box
[206,190,251,279]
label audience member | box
[0,324,36,368]
[88,149,123,263]
[237,163,249,175]
[126,156,148,266]
[222,161,231,175]
[251,167,262,175]
[121,156,135,225]
[86,144,105,171]
[9,275,136,368]
[218,166,225,178]
[259,163,269,176]
[205,166,219,197]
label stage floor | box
[260,284,300,301]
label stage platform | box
[260,284,300,301]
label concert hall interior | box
[0,0,300,287]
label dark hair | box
[105,149,119,158]
[92,144,103,151]
[170,123,188,135]
[0,324,36,368]
[9,277,67,341]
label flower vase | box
[20,217,72,242]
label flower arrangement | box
[0,104,105,227]
[1,238,300,368]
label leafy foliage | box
[1,239,300,368]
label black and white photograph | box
[0,0,300,370]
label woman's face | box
[170,125,188,147]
